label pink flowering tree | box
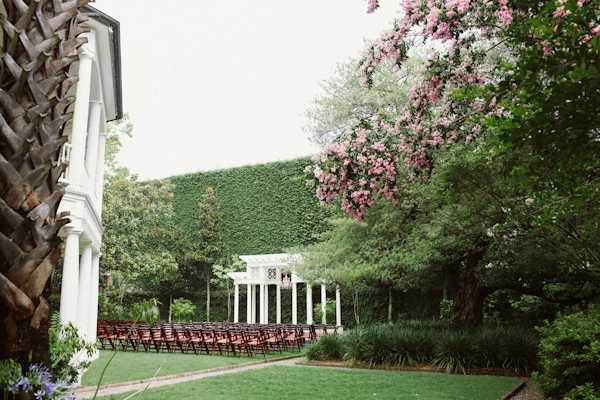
[304,0,600,324]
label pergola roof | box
[228,253,305,285]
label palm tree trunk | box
[0,0,91,370]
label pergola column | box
[259,284,265,324]
[336,285,342,327]
[306,284,313,324]
[77,243,93,339]
[292,282,298,324]
[234,284,240,323]
[247,284,252,323]
[60,229,81,326]
[264,285,269,324]
[276,283,281,324]
[251,285,257,324]
[87,251,101,343]
[321,284,327,324]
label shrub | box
[49,313,96,384]
[171,298,196,322]
[304,334,345,361]
[533,305,600,400]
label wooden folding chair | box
[150,327,164,352]
[200,328,217,355]
[115,326,129,351]
[175,328,190,354]
[244,330,267,358]
[282,325,301,351]
[161,326,177,353]
[263,326,283,354]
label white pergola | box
[228,254,342,326]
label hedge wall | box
[170,156,332,256]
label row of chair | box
[96,322,323,358]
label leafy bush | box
[131,298,161,324]
[533,305,600,400]
[313,300,336,325]
[171,298,196,322]
[49,313,96,384]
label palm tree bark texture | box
[0,0,91,369]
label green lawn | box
[81,350,300,386]
[95,365,520,400]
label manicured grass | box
[96,365,520,400]
[81,350,300,386]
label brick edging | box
[75,354,304,393]
[499,380,527,400]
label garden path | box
[74,356,306,399]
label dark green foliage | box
[433,330,474,374]
[304,334,345,361]
[306,321,539,373]
[498,325,539,372]
[534,305,600,400]
[170,157,332,257]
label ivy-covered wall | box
[170,156,332,256]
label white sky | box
[92,1,400,181]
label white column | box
[234,284,239,323]
[84,101,102,189]
[306,284,313,324]
[94,132,107,198]
[60,229,81,326]
[247,284,252,324]
[77,243,93,339]
[67,51,94,188]
[276,283,281,324]
[259,284,265,324]
[251,285,256,324]
[87,252,101,344]
[292,282,298,324]
[336,285,342,327]
[264,285,269,324]
[321,284,327,324]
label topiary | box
[533,304,600,400]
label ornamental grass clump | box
[498,325,539,373]
[304,333,345,361]
[306,320,540,374]
[432,330,474,374]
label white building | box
[57,6,122,347]
[228,254,342,328]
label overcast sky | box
[92,1,400,181]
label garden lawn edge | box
[74,354,304,393]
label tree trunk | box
[0,0,91,370]
[447,252,487,326]
[168,294,172,323]
[450,275,486,326]
[388,286,393,323]
[206,265,211,322]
